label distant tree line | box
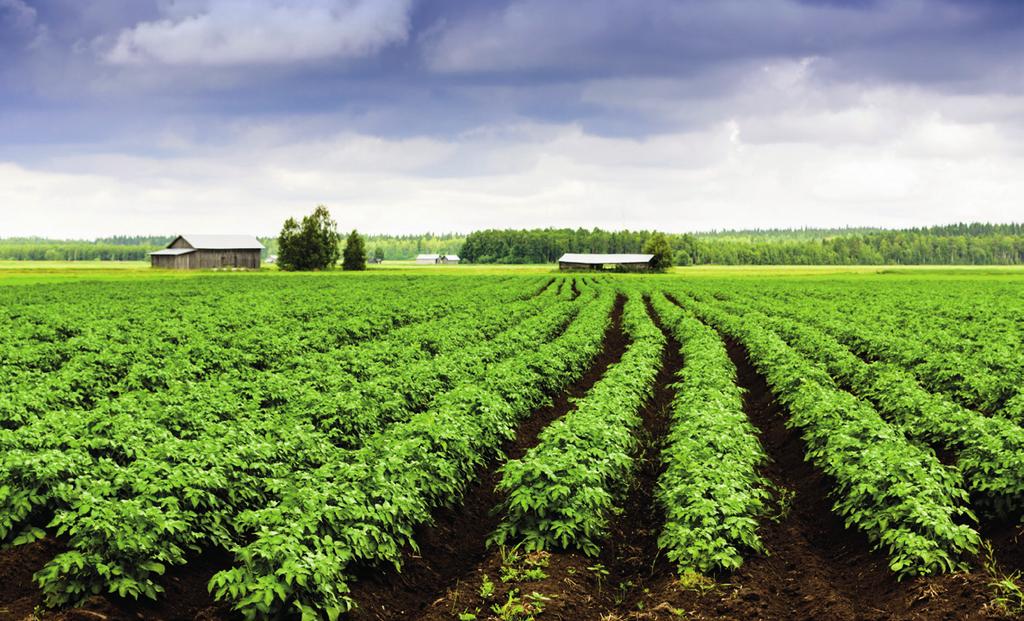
[5,223,1024,265]
[260,233,463,261]
[0,238,170,261]
[461,224,1024,265]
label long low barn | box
[150,235,264,269]
[415,254,461,264]
[558,253,654,271]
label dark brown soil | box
[412,295,684,621]
[570,279,581,300]
[619,337,1014,621]
[0,537,62,620]
[346,294,629,621]
[2,545,236,621]
[591,297,683,606]
[8,295,1023,621]
[409,326,1022,621]
[983,520,1024,575]
[533,278,556,298]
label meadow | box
[0,264,1023,620]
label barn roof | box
[446,255,460,261]
[175,235,265,250]
[149,248,196,256]
[416,254,440,260]
[558,253,654,264]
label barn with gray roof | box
[150,235,264,269]
[557,253,654,271]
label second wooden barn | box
[557,253,654,271]
[150,235,264,269]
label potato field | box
[1,271,1023,621]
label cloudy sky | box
[1,0,1022,238]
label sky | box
[1,0,1023,238]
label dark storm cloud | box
[1,0,1022,150]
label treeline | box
[462,224,1024,265]
[0,237,171,261]
[258,233,464,260]
[5,223,1024,265]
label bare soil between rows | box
[345,294,630,620]
[0,292,619,621]
[3,296,1022,621]
[404,318,1022,621]
[412,295,684,620]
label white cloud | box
[0,0,49,48]
[103,0,413,66]
[2,103,1022,239]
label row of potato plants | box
[673,292,982,578]
[717,297,1024,519]
[3,288,586,608]
[738,283,1024,422]
[0,275,545,430]
[0,276,558,536]
[204,289,618,619]
[648,293,771,574]
[490,292,663,556]
[0,277,565,610]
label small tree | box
[277,205,341,271]
[643,232,674,271]
[343,229,367,271]
[373,246,385,262]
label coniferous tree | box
[343,229,367,271]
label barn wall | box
[194,250,261,269]
[559,262,600,271]
[152,249,260,269]
[558,261,651,271]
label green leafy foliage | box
[278,205,342,271]
[491,293,664,556]
[676,293,982,578]
[649,293,770,574]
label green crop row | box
[490,293,664,556]
[715,299,1024,518]
[648,293,770,574]
[734,284,1024,422]
[674,293,982,578]
[204,290,617,619]
[0,276,566,612]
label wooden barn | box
[558,253,654,271]
[150,235,264,269]
[415,254,461,265]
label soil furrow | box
[533,278,556,298]
[716,337,894,620]
[591,297,682,607]
[346,294,629,620]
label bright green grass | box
[1,260,1023,286]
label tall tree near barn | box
[343,229,367,271]
[643,232,674,271]
[277,205,341,271]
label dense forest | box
[461,223,1024,265]
[2,223,1023,265]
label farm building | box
[558,253,655,271]
[150,235,264,269]
[416,254,461,264]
